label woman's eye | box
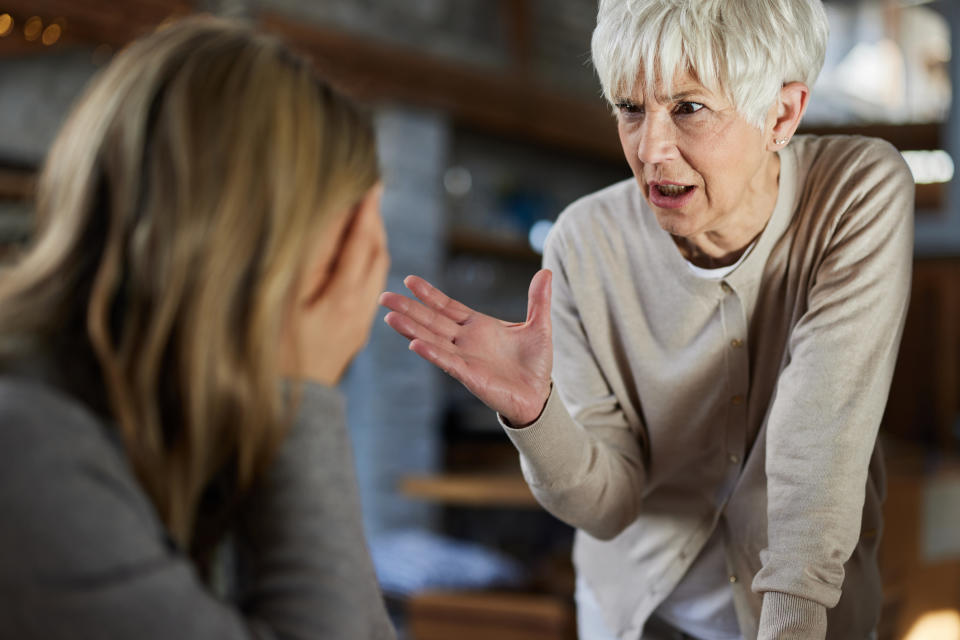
[675,102,704,115]
[616,102,643,116]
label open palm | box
[379,269,553,426]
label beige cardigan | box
[501,136,914,639]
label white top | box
[652,527,744,639]
[684,239,757,280]
[647,244,758,640]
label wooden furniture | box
[879,440,960,640]
[401,472,537,509]
[408,590,575,640]
[882,257,960,451]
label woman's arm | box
[380,223,647,540]
[753,141,914,639]
[500,231,647,540]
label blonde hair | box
[591,0,829,128]
[0,17,379,547]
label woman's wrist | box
[502,382,553,428]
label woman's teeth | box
[656,184,693,196]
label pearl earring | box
[775,138,789,145]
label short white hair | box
[591,0,829,128]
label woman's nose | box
[635,115,678,165]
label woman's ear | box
[297,207,356,307]
[298,184,384,307]
[766,82,810,151]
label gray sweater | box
[0,375,396,640]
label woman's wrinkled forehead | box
[614,66,725,105]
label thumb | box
[525,269,553,327]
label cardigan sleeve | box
[499,226,648,541]
[752,141,914,639]
[0,379,394,640]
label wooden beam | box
[257,11,624,162]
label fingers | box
[404,275,473,324]
[383,309,452,348]
[409,338,469,382]
[379,291,461,341]
[525,269,553,326]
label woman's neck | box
[674,152,781,269]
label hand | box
[379,269,553,426]
[283,184,389,385]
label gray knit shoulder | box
[0,377,167,587]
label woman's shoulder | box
[790,134,913,191]
[0,375,167,586]
[0,376,114,447]
[548,178,643,250]
[0,375,139,505]
[779,134,914,266]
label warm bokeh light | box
[23,16,42,42]
[41,23,61,46]
[0,13,13,37]
[904,609,960,640]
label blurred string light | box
[901,150,955,185]
[41,23,61,46]
[23,16,42,41]
[0,13,13,37]
[0,14,66,46]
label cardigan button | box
[729,574,738,583]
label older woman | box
[381,1,913,639]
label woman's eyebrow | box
[669,90,704,101]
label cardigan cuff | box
[758,592,827,640]
[497,383,592,488]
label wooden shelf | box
[408,590,575,640]
[400,472,539,509]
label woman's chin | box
[652,211,702,239]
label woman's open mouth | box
[656,184,693,196]
[648,182,696,209]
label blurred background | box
[0,0,958,638]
